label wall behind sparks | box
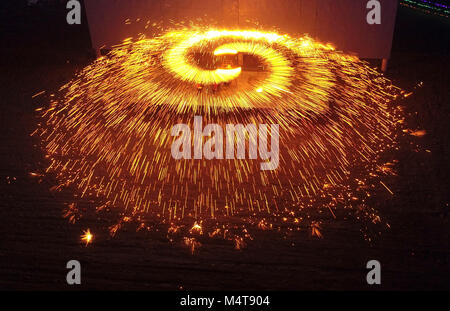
[85,0,399,59]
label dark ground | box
[0,3,449,290]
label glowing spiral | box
[35,28,403,231]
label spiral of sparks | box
[35,28,404,242]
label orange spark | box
[81,229,93,246]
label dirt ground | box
[0,2,448,290]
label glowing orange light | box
[34,27,405,245]
[81,229,93,246]
[213,48,238,55]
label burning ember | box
[81,229,93,246]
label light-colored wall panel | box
[85,0,398,59]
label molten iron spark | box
[81,229,93,246]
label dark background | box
[0,1,449,290]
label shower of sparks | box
[34,27,408,250]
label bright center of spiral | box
[163,30,294,97]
